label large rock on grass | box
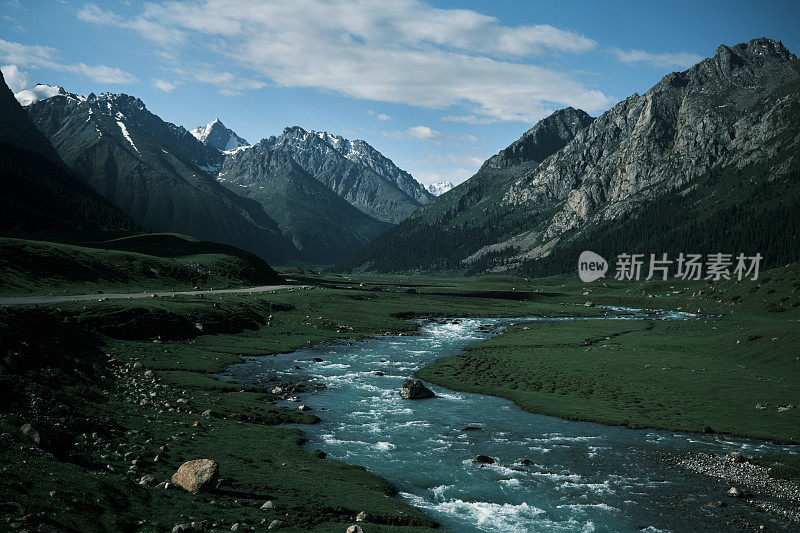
[399,379,435,399]
[171,459,219,493]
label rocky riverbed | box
[664,450,800,525]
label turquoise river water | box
[219,308,798,532]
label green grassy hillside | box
[0,233,283,296]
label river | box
[218,308,798,531]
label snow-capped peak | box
[425,181,454,196]
[190,118,249,151]
[14,84,67,106]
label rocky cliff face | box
[495,38,799,267]
[341,38,800,275]
[265,126,424,223]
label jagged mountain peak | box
[190,118,249,151]
[716,37,794,63]
[651,37,797,95]
[482,106,594,171]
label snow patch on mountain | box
[425,181,454,196]
[116,121,139,153]
[223,144,254,156]
[14,84,67,106]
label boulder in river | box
[399,379,435,399]
[461,426,483,432]
[473,455,496,464]
[171,459,219,493]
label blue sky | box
[1,0,798,186]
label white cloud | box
[76,0,612,122]
[611,48,703,69]
[383,125,443,142]
[1,64,32,91]
[0,39,136,84]
[152,78,179,92]
[377,113,392,121]
[165,65,266,95]
[384,126,483,145]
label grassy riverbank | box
[418,264,800,444]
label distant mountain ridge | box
[341,38,800,275]
[217,141,391,265]
[17,87,428,265]
[425,181,455,196]
[22,89,298,264]
[265,126,429,223]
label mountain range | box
[0,73,136,232]
[5,37,798,275]
[342,38,800,275]
[16,88,431,265]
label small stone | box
[260,500,274,510]
[139,474,157,486]
[20,423,40,446]
[298,404,312,411]
[132,362,143,370]
[355,511,368,522]
[728,486,744,498]
[346,526,364,533]
[268,519,284,530]
[230,524,240,531]
[144,370,154,378]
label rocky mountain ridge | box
[265,126,425,223]
[341,38,800,275]
[22,89,297,263]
